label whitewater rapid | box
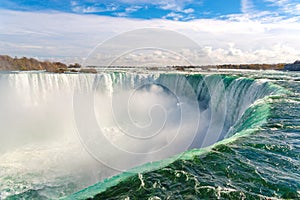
[0,71,282,199]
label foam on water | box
[0,71,284,199]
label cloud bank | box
[1,9,300,65]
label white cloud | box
[1,9,300,64]
[183,8,194,14]
[162,11,195,21]
[71,2,118,13]
[238,0,300,22]
[241,0,254,14]
[206,43,300,64]
[114,5,144,17]
[118,0,195,13]
[125,6,143,13]
[163,12,184,21]
[160,3,180,11]
[239,0,300,22]
[264,0,300,15]
[70,1,78,7]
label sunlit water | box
[0,70,299,199]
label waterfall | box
[0,72,281,199]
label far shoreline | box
[1,55,300,73]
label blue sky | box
[1,0,300,21]
[1,0,300,64]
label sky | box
[1,0,300,65]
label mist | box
[0,72,201,198]
[0,72,274,198]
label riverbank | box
[1,55,300,72]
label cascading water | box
[0,71,282,199]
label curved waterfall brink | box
[0,72,283,199]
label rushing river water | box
[0,70,299,199]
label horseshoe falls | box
[0,70,299,199]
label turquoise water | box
[69,71,300,200]
[0,70,299,199]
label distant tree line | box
[215,63,286,70]
[2,55,299,72]
[0,55,84,73]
